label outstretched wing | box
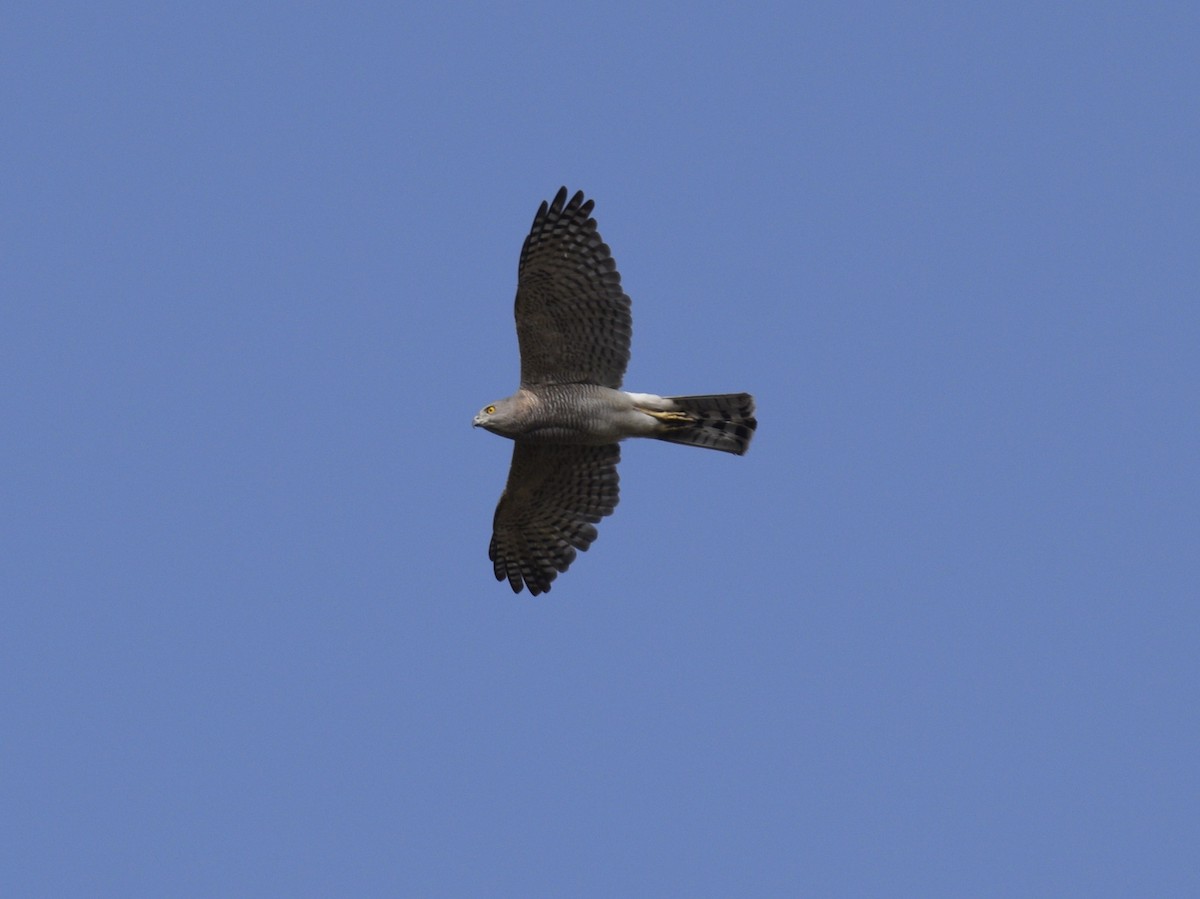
[489,442,621,595]
[514,187,632,389]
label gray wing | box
[488,442,621,595]
[514,188,632,388]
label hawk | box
[475,188,756,595]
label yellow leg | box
[639,408,692,423]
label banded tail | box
[652,393,757,455]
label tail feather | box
[653,393,757,455]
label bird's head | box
[473,396,520,437]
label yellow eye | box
[485,405,496,414]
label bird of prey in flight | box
[475,188,756,595]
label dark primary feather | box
[488,442,621,595]
[514,187,632,389]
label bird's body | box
[476,384,651,444]
[475,385,755,451]
[475,188,756,594]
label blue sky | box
[3,2,1197,895]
